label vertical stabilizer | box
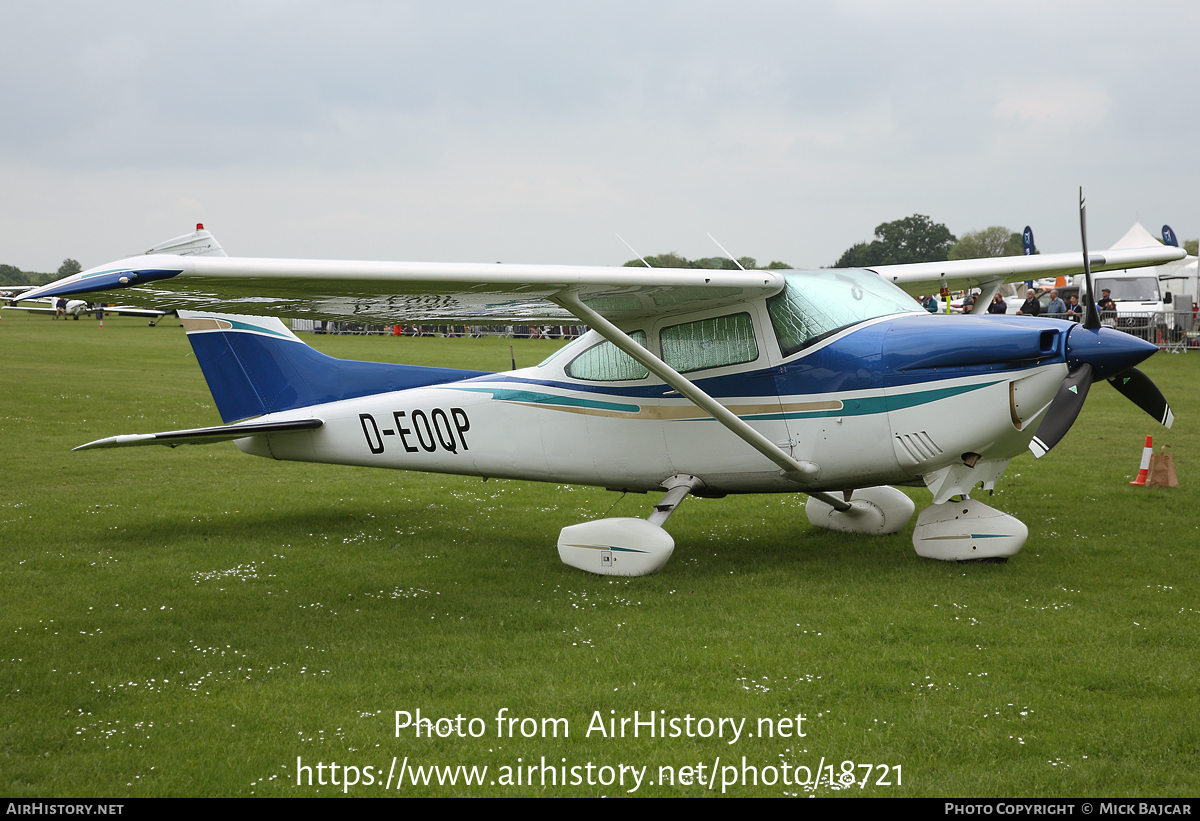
[178,311,491,423]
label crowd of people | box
[927,286,1113,323]
[304,321,586,338]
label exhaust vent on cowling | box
[894,431,943,464]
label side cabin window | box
[566,331,649,381]
[661,312,758,373]
[767,269,922,357]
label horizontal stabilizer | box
[74,418,323,451]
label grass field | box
[2,312,1198,797]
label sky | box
[2,1,1197,273]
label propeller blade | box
[1030,363,1094,458]
[1108,368,1175,429]
[1079,187,1101,331]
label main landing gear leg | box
[557,475,703,576]
[805,486,916,535]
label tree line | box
[832,216,1025,268]
[0,259,81,286]
[833,215,1199,268]
[623,253,792,270]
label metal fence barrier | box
[289,319,587,340]
[1037,310,1199,351]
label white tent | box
[1109,222,1164,250]
[1108,223,1197,309]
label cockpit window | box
[565,331,649,381]
[661,312,758,373]
[767,269,921,357]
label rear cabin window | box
[565,331,649,381]
[661,312,759,373]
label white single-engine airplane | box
[22,195,1182,575]
[2,295,175,323]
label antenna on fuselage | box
[616,234,653,268]
[706,233,746,270]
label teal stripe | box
[453,379,1000,421]
[562,543,649,554]
[187,316,295,341]
[696,381,1002,422]
[451,387,641,413]
[222,318,294,339]
[884,381,1001,411]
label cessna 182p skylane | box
[22,201,1182,575]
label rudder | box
[179,311,491,423]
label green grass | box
[1,312,1198,797]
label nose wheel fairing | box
[912,498,1028,561]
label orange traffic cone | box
[1130,435,1153,485]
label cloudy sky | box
[2,1,1197,273]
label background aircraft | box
[21,206,1182,575]
[2,295,175,323]
[3,225,222,323]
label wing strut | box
[970,279,1005,315]
[552,291,851,512]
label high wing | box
[21,254,785,324]
[873,246,1184,299]
[19,225,1184,324]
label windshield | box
[1094,277,1160,302]
[767,269,922,356]
[537,334,588,368]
